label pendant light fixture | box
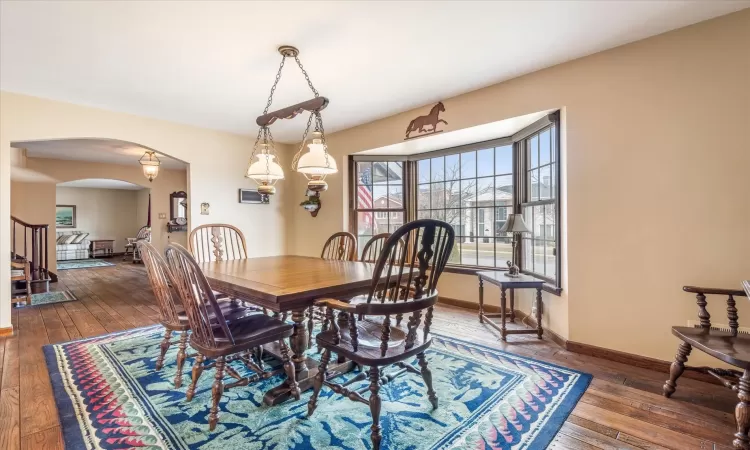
[139,150,161,182]
[246,45,336,194]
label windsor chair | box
[189,224,248,263]
[138,241,258,388]
[360,233,405,263]
[321,231,357,261]
[125,225,151,263]
[165,243,299,431]
[307,219,454,450]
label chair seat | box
[192,313,293,357]
[672,326,750,368]
[317,318,432,366]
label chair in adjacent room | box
[320,231,357,261]
[125,225,151,263]
[663,284,750,449]
[307,219,454,450]
[165,243,300,431]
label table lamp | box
[498,213,531,277]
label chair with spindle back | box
[663,284,750,449]
[125,226,151,263]
[138,240,259,388]
[189,224,248,263]
[321,231,357,261]
[307,219,454,450]
[165,243,300,431]
[360,233,396,263]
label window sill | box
[443,265,562,296]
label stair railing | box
[11,215,50,282]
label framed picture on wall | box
[55,205,76,228]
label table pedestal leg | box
[536,288,543,339]
[500,286,507,341]
[290,309,309,374]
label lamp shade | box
[296,133,337,175]
[498,213,531,234]
[139,151,160,182]
[245,145,285,183]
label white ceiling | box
[58,179,145,190]
[13,138,187,169]
[357,110,552,156]
[1,2,747,142]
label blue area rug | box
[30,290,77,306]
[44,325,590,449]
[57,259,115,270]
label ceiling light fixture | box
[245,45,335,195]
[139,150,160,182]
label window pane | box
[477,208,492,242]
[373,212,388,234]
[417,210,429,220]
[357,212,372,236]
[476,177,493,206]
[431,157,444,182]
[529,169,540,201]
[545,203,556,240]
[477,148,493,178]
[430,182,445,209]
[446,209,461,230]
[387,161,403,185]
[523,237,533,273]
[388,185,403,208]
[533,205,545,240]
[459,239,477,266]
[550,163,556,201]
[372,161,389,184]
[539,129,551,166]
[546,241,557,279]
[389,212,404,233]
[460,179,475,208]
[446,180,461,210]
[494,207,509,236]
[417,184,430,210]
[357,184,373,209]
[495,237,512,268]
[431,209,445,222]
[529,135,539,169]
[357,162,372,185]
[418,159,430,184]
[459,209,474,238]
[551,125,557,163]
[372,185,387,208]
[495,145,513,175]
[357,236,371,259]
[448,239,460,264]
[495,175,513,206]
[477,236,493,266]
[534,240,546,276]
[539,165,551,200]
[445,154,460,181]
[461,151,476,179]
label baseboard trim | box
[437,296,568,349]
[565,340,719,385]
[0,326,14,337]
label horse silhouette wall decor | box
[405,101,448,140]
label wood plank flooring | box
[0,261,739,449]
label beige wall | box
[286,10,750,363]
[55,186,142,254]
[1,93,292,330]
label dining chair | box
[320,231,357,261]
[360,233,406,263]
[165,243,300,431]
[138,240,259,388]
[189,223,248,263]
[125,226,151,263]
[307,219,454,450]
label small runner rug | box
[44,325,590,449]
[30,289,77,306]
[57,259,115,270]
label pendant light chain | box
[293,56,319,98]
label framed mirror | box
[170,191,188,223]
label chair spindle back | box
[136,226,152,242]
[137,241,182,329]
[189,224,248,263]
[321,231,357,261]
[361,233,404,263]
[165,243,233,349]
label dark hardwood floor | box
[0,261,739,449]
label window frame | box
[349,112,561,291]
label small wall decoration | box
[200,202,210,215]
[239,188,270,204]
[300,190,322,217]
[55,205,76,228]
[405,101,448,140]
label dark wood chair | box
[165,243,300,431]
[663,284,750,449]
[189,223,248,263]
[321,231,357,261]
[360,233,404,263]
[307,219,454,450]
[138,240,258,388]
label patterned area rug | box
[57,259,115,270]
[30,289,78,306]
[44,325,591,449]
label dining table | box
[199,255,379,406]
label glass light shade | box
[297,134,337,175]
[245,150,285,182]
[139,152,160,182]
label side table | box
[90,239,115,258]
[477,271,545,341]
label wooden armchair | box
[664,284,750,449]
[189,224,248,263]
[307,219,454,450]
[125,226,151,263]
[165,243,299,431]
[11,258,31,306]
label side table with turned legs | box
[477,271,545,341]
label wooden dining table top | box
[199,255,378,311]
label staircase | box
[11,215,51,292]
